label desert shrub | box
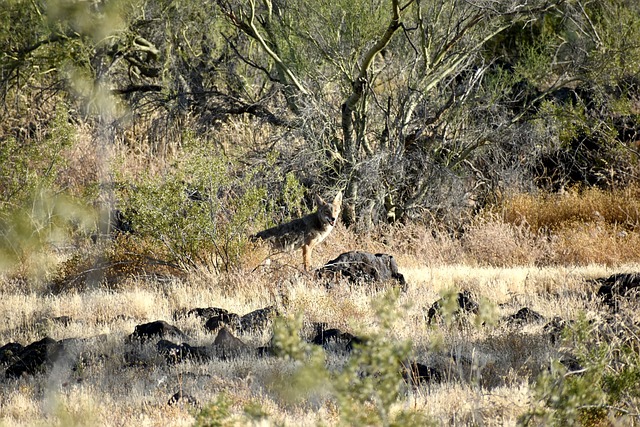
[193,394,233,427]
[50,234,182,293]
[114,136,309,273]
[531,102,624,191]
[521,315,640,426]
[246,150,308,226]
[0,105,98,284]
[278,170,307,221]
[0,188,95,283]
[118,141,273,273]
[266,291,434,426]
[0,105,75,210]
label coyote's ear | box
[333,191,343,206]
[315,194,325,206]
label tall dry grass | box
[498,187,640,265]
[3,133,640,425]
[1,260,626,427]
[2,201,638,426]
[502,186,640,232]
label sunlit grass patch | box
[502,186,640,232]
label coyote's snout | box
[252,191,343,271]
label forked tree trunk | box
[340,0,401,226]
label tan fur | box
[253,191,343,271]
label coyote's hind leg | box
[302,244,313,271]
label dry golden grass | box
[57,124,107,198]
[2,188,640,426]
[1,229,637,426]
[502,186,640,232]
[497,188,640,266]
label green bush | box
[520,314,640,426]
[120,146,268,272]
[269,291,435,426]
[0,105,74,210]
[0,188,95,281]
[0,102,98,284]
[193,394,233,427]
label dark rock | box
[168,391,198,406]
[401,361,443,385]
[192,307,229,319]
[0,342,24,365]
[310,323,356,349]
[312,328,349,345]
[204,313,241,332]
[240,306,278,333]
[186,187,207,202]
[111,209,135,234]
[543,317,568,344]
[594,273,640,309]
[256,346,275,357]
[59,335,108,372]
[91,209,135,242]
[504,307,545,326]
[5,337,66,378]
[345,335,367,352]
[188,345,215,361]
[213,327,248,359]
[427,290,479,324]
[316,251,406,290]
[156,340,188,363]
[156,340,213,364]
[129,321,189,342]
[173,307,229,321]
[560,354,584,373]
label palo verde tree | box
[214,0,571,226]
[4,0,640,229]
[215,0,640,226]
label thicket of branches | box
[2,0,640,231]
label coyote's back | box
[253,191,342,270]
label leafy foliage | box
[521,315,640,426]
[119,142,271,272]
[193,394,233,427]
[268,291,434,426]
[3,0,640,229]
[0,105,74,209]
[0,189,95,281]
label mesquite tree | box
[3,0,640,227]
[215,0,568,225]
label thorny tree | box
[214,0,640,226]
[2,0,640,227]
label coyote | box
[253,191,343,271]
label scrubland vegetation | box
[2,0,640,425]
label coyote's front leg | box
[302,244,312,271]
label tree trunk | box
[340,0,401,226]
